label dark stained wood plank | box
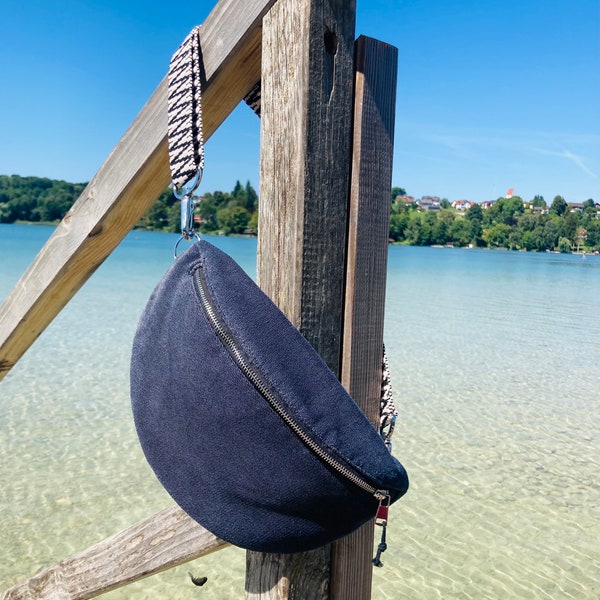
[330,35,398,600]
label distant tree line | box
[2,175,598,252]
[136,179,259,235]
[0,175,258,236]
[0,175,86,223]
[389,187,599,253]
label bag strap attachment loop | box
[167,25,204,255]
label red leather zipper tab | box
[375,503,389,525]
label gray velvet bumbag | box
[130,240,408,553]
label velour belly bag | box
[129,25,408,557]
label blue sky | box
[0,0,598,203]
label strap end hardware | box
[172,168,203,200]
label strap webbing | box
[379,345,397,450]
[168,26,204,191]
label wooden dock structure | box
[0,0,398,598]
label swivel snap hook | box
[172,169,203,259]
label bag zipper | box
[192,265,389,504]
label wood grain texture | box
[0,505,228,600]
[330,36,398,600]
[0,0,276,382]
[247,0,356,598]
[256,0,356,371]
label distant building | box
[417,196,441,211]
[479,200,497,210]
[531,206,549,215]
[451,199,474,211]
[395,194,416,205]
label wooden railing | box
[0,0,275,382]
[0,0,397,597]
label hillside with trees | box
[1,175,598,252]
[389,189,599,252]
[0,175,86,223]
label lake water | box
[1,223,598,598]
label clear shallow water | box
[1,224,598,598]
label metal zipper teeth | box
[193,268,387,501]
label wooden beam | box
[0,0,277,382]
[330,35,398,600]
[0,505,228,600]
[247,0,356,598]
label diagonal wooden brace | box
[0,0,277,382]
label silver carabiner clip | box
[172,169,203,259]
[180,193,196,241]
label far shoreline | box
[4,221,598,256]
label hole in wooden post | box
[324,27,337,55]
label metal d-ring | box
[174,230,201,259]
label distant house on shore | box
[479,200,497,210]
[417,196,441,211]
[451,199,474,211]
[531,205,549,215]
[395,194,416,206]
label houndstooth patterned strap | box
[168,26,204,190]
[244,80,262,117]
[379,345,397,451]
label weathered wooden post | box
[331,35,398,599]
[248,0,357,598]
[250,3,398,594]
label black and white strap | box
[379,345,397,451]
[168,25,204,193]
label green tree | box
[540,219,560,250]
[482,223,511,247]
[391,186,407,200]
[34,192,73,222]
[448,218,473,246]
[465,203,483,243]
[247,210,259,234]
[405,212,434,246]
[531,195,546,207]
[217,205,250,234]
[431,217,449,245]
[550,195,567,216]
[489,196,524,226]
[245,181,258,212]
[466,202,483,223]
[560,211,578,243]
[521,231,537,251]
[232,180,247,206]
[389,211,410,242]
[557,237,572,253]
[583,219,599,249]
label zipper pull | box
[372,492,390,568]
